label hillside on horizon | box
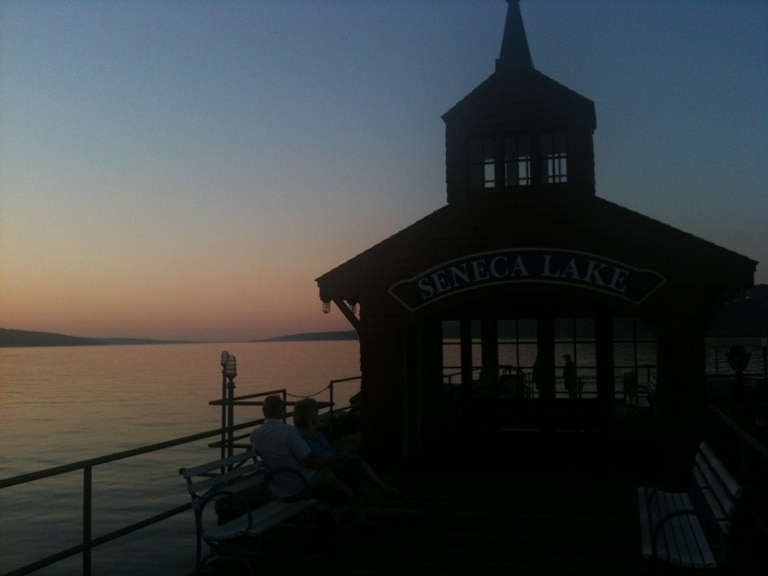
[0,328,191,348]
[0,327,357,348]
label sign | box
[389,249,665,311]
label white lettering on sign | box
[389,249,664,311]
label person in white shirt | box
[250,395,354,515]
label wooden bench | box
[179,449,318,576]
[637,441,743,570]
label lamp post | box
[219,351,229,461]
[225,355,237,460]
[761,337,767,400]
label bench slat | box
[693,466,732,534]
[205,499,317,543]
[180,450,260,479]
[661,492,715,568]
[699,443,742,499]
[637,487,654,560]
[637,441,740,571]
[185,463,264,496]
[696,453,739,510]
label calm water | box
[0,341,361,576]
[1,338,764,575]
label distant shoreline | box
[0,328,194,348]
[253,330,358,343]
[0,327,357,348]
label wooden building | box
[316,1,756,467]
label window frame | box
[468,130,569,190]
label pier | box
[1,374,765,576]
[181,412,767,576]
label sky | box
[1,0,766,343]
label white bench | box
[637,441,743,570]
[179,449,317,576]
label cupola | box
[442,0,597,204]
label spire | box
[496,0,533,74]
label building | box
[316,1,757,467]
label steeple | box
[496,0,533,74]
[443,0,597,203]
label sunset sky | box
[1,0,766,342]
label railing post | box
[328,381,335,439]
[223,355,237,469]
[83,465,92,576]
[227,379,235,460]
[220,351,229,463]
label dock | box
[184,423,677,576]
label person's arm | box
[292,427,339,470]
[299,452,338,470]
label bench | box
[179,449,318,576]
[637,441,743,570]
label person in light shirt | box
[250,395,355,518]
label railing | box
[709,407,768,484]
[708,407,768,556]
[209,376,362,453]
[442,364,657,401]
[0,377,360,576]
[0,424,250,576]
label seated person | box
[250,395,353,515]
[293,397,402,499]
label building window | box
[470,131,568,190]
[504,135,531,186]
[470,138,496,189]
[541,131,568,184]
[613,317,658,411]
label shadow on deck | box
[185,424,680,576]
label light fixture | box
[225,355,237,378]
[322,300,331,314]
[220,350,229,367]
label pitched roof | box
[316,195,756,299]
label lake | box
[1,337,764,575]
[0,341,362,576]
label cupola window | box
[542,131,568,184]
[470,137,496,189]
[469,131,568,190]
[505,135,531,186]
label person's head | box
[262,395,284,419]
[293,398,319,428]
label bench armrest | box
[196,488,254,533]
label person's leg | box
[307,470,360,522]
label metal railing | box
[209,376,362,452]
[0,377,360,576]
[0,423,252,576]
[708,407,768,556]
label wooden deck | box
[183,424,685,576]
